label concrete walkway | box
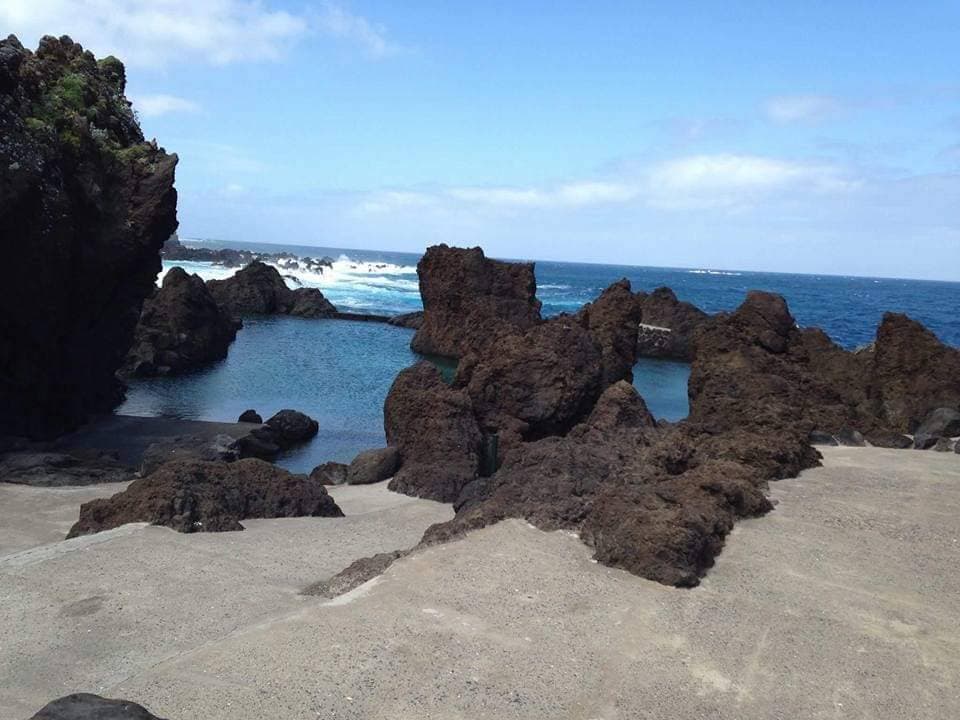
[2,448,959,719]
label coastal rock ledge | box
[0,35,178,438]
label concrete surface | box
[2,448,959,719]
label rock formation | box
[410,244,541,358]
[123,267,240,376]
[0,448,133,486]
[68,458,342,537]
[0,35,178,438]
[29,693,165,720]
[139,433,239,476]
[346,446,400,485]
[310,461,348,486]
[206,261,336,318]
[388,310,424,329]
[236,409,319,460]
[238,409,262,424]
[163,233,333,273]
[635,287,710,361]
[384,362,482,503]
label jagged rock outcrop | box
[574,279,642,385]
[410,245,541,358]
[347,446,400,485]
[385,362,482,503]
[123,266,240,376]
[68,458,342,537]
[238,409,262,424]
[635,287,710,361]
[206,261,336,318]
[866,313,960,432]
[0,35,178,438]
[0,448,133,486]
[163,234,333,273]
[29,693,165,720]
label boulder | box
[933,437,956,452]
[835,428,867,447]
[866,430,913,449]
[264,409,319,447]
[388,311,424,329]
[310,461,348,486]
[347,446,400,485]
[123,266,240,377]
[384,362,482,503]
[574,279,642,385]
[410,245,541,358]
[206,261,335,318]
[140,434,239,476]
[913,407,960,442]
[0,36,178,439]
[238,409,262,424]
[0,449,133,486]
[809,430,838,446]
[68,458,343,537]
[867,314,960,432]
[635,287,710,361]
[29,693,165,719]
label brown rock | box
[347,446,400,485]
[68,458,342,537]
[384,362,481,503]
[206,261,335,318]
[574,279,642,385]
[635,287,709,361]
[310,461,348,486]
[410,245,541,358]
[29,693,165,719]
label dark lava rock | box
[206,261,335,318]
[388,311,424,329]
[913,434,940,450]
[140,434,239,476]
[933,437,956,452]
[0,36,178,439]
[384,362,482,503]
[0,449,133,486]
[29,693,165,720]
[123,266,240,377]
[809,430,839,446]
[310,461,348,485]
[347,446,400,485]
[238,409,262,424]
[866,430,913,449]
[411,244,541,358]
[867,313,960,432]
[914,407,960,441]
[574,279,642,385]
[68,458,343,537]
[635,287,710,361]
[265,409,319,446]
[835,428,867,447]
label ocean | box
[119,239,960,472]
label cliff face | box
[0,35,178,438]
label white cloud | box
[447,181,638,209]
[315,1,402,59]
[0,0,398,67]
[764,94,843,124]
[132,94,200,118]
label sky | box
[3,1,959,280]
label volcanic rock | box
[388,311,424,329]
[574,279,642,385]
[384,362,482,503]
[933,437,956,452]
[265,409,319,446]
[410,245,541,358]
[866,430,913,449]
[347,446,400,485]
[867,313,960,432]
[123,266,240,377]
[238,409,262,424]
[0,449,133,486]
[68,458,343,537]
[835,428,867,447]
[206,261,336,318]
[0,35,178,438]
[809,430,839,446]
[29,693,165,720]
[635,287,710,361]
[140,434,239,476]
[310,461,348,486]
[912,407,960,449]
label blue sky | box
[4,1,959,279]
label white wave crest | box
[688,269,742,276]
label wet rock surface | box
[123,266,240,377]
[0,449,133,486]
[206,261,336,318]
[0,35,178,439]
[411,244,541,358]
[28,693,165,720]
[68,458,343,537]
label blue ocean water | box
[120,239,960,472]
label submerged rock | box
[206,261,336,318]
[411,244,541,358]
[0,449,133,486]
[0,35,178,438]
[29,693,165,720]
[123,266,240,377]
[68,458,343,537]
[347,446,400,485]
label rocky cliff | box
[0,35,178,438]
